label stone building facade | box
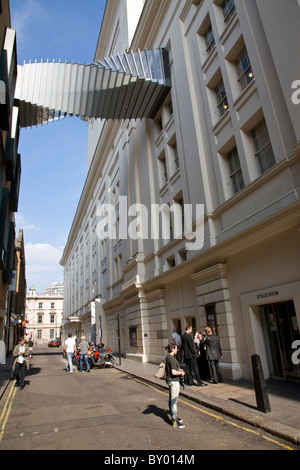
[25,285,63,345]
[61,0,300,381]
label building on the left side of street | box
[0,0,25,359]
[25,284,64,346]
[8,229,26,345]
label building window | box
[51,302,55,309]
[50,314,55,323]
[38,302,43,309]
[38,315,43,324]
[50,329,55,339]
[222,0,236,24]
[168,137,180,175]
[235,47,254,91]
[227,147,245,194]
[204,24,215,55]
[155,114,163,135]
[129,327,139,347]
[215,79,229,117]
[37,330,42,339]
[172,196,185,235]
[205,304,218,334]
[197,14,216,63]
[158,151,168,187]
[251,119,275,174]
[169,206,174,241]
[173,142,180,171]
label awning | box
[14,48,171,128]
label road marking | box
[0,381,17,445]
[131,375,295,450]
[261,434,294,450]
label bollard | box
[251,354,271,413]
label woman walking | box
[12,337,30,390]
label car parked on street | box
[48,340,61,347]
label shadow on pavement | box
[142,404,171,425]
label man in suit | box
[181,326,207,386]
[202,327,223,384]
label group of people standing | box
[166,325,223,428]
[172,325,223,385]
[63,333,91,373]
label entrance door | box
[260,301,300,381]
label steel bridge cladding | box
[14,48,171,127]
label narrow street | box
[0,348,298,453]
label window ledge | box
[232,78,256,110]
[212,108,231,136]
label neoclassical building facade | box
[61,0,300,381]
[25,285,63,345]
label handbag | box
[154,359,166,379]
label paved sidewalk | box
[0,353,14,400]
[1,352,300,445]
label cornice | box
[131,0,172,49]
[94,0,120,61]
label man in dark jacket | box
[202,327,223,384]
[181,326,207,386]
[12,337,30,390]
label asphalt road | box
[0,348,298,453]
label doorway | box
[172,319,182,336]
[260,301,300,381]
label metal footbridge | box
[14,48,171,127]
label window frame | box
[227,146,245,194]
[222,0,236,24]
[235,47,254,91]
[215,79,229,117]
[251,119,276,174]
[204,24,215,55]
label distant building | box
[25,284,63,345]
[44,282,64,296]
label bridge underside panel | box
[15,48,171,127]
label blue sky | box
[10,0,106,293]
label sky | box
[10,0,106,293]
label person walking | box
[78,336,90,372]
[28,339,33,359]
[202,327,223,384]
[64,333,76,373]
[12,337,30,390]
[165,343,186,428]
[181,326,207,386]
[172,328,182,363]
